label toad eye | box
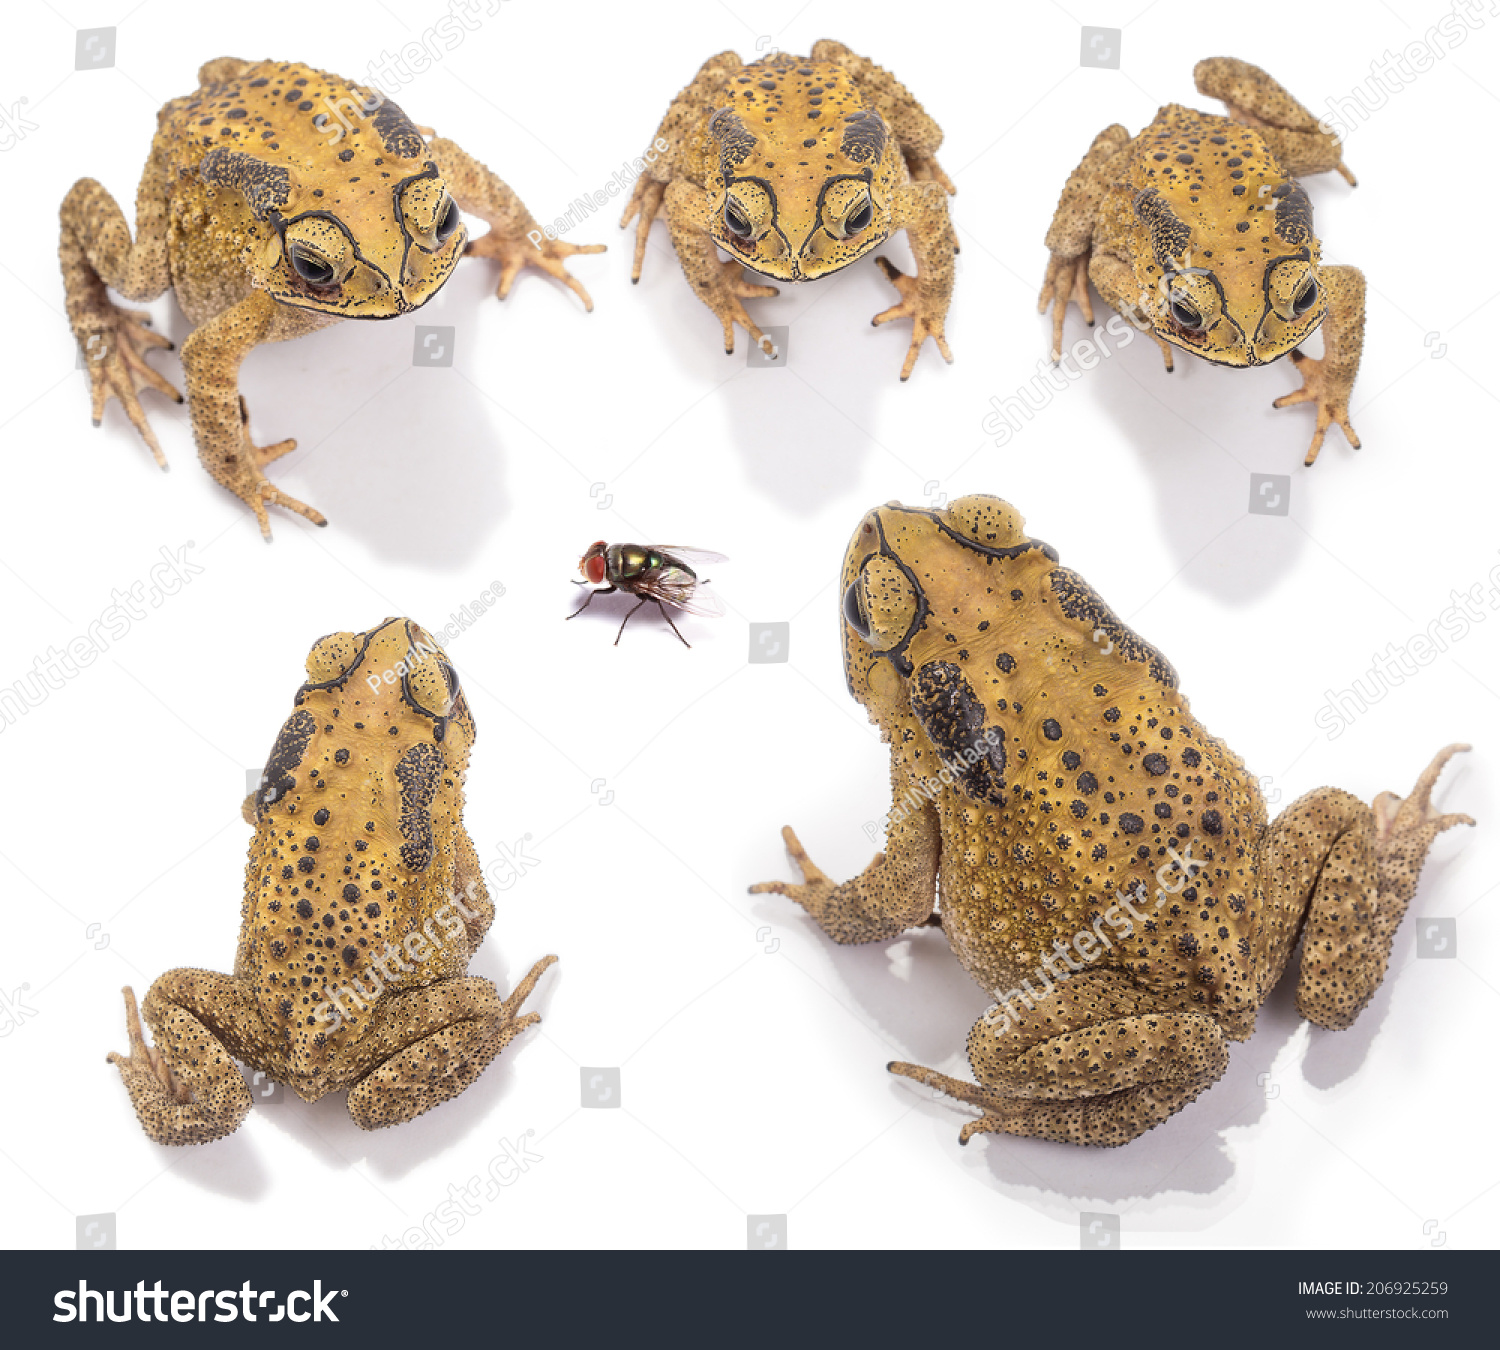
[1169,294,1203,330]
[289,246,336,286]
[845,200,873,234]
[842,580,871,639]
[1293,277,1319,315]
[435,195,461,243]
[725,203,753,238]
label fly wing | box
[654,548,729,568]
[635,564,726,618]
[666,582,726,619]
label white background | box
[1,0,1495,1251]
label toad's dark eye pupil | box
[435,197,460,242]
[842,580,871,639]
[725,204,752,238]
[290,247,335,285]
[1293,278,1319,315]
[1170,296,1201,329]
[846,201,872,233]
[440,661,460,697]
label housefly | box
[566,541,726,647]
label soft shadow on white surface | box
[627,234,926,517]
[156,287,510,569]
[158,1130,274,1203]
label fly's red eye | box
[586,556,607,584]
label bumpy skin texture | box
[1038,57,1363,465]
[622,39,957,379]
[753,497,1472,1147]
[108,618,556,1144]
[60,58,603,538]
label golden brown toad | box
[61,58,603,538]
[753,496,1471,1147]
[1039,58,1363,464]
[622,39,957,379]
[108,617,555,1144]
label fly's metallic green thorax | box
[609,545,689,583]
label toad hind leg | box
[892,973,1231,1147]
[1194,57,1356,184]
[346,961,556,1130]
[107,976,256,1145]
[59,167,182,468]
[1038,124,1132,361]
[809,40,956,192]
[1263,746,1472,1031]
[427,137,604,310]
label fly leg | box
[653,599,691,649]
[615,597,648,645]
[566,585,615,621]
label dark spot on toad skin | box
[198,148,292,222]
[909,662,1007,804]
[395,742,441,871]
[710,108,757,170]
[371,99,424,158]
[840,109,887,163]
[1050,569,1177,688]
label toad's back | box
[923,556,1268,1035]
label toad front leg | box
[876,182,956,381]
[107,975,258,1145]
[750,763,939,943]
[620,51,743,281]
[179,290,330,540]
[1273,263,1366,464]
[344,959,556,1130]
[806,39,958,378]
[59,165,183,467]
[427,137,604,310]
[661,180,780,358]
